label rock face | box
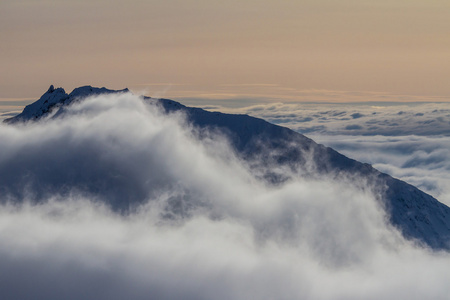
[4,85,129,123]
[4,86,450,250]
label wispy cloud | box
[310,134,450,206]
[215,101,450,206]
[0,94,450,299]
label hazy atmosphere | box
[1,93,450,299]
[1,0,450,103]
[1,1,450,299]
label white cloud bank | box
[310,134,450,207]
[1,94,450,299]
[214,101,450,206]
[209,102,450,136]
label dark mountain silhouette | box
[4,86,450,250]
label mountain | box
[4,85,450,250]
[4,85,129,123]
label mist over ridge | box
[1,86,450,299]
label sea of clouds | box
[218,102,450,206]
[1,94,450,299]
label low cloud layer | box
[1,94,450,299]
[310,134,450,207]
[210,102,450,206]
[212,102,450,136]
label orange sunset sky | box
[1,0,450,105]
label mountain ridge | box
[4,85,450,250]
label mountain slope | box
[4,85,129,123]
[4,86,450,250]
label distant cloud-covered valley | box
[212,102,450,206]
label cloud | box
[1,94,450,299]
[351,113,365,119]
[1,197,450,300]
[345,124,363,130]
[310,134,450,207]
[208,101,450,207]
[215,102,450,136]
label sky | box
[1,0,450,105]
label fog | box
[1,94,449,299]
[215,102,450,136]
[217,101,450,205]
[310,134,450,207]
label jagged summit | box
[4,85,68,123]
[47,85,55,93]
[4,85,129,123]
[4,85,450,250]
[70,85,129,99]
